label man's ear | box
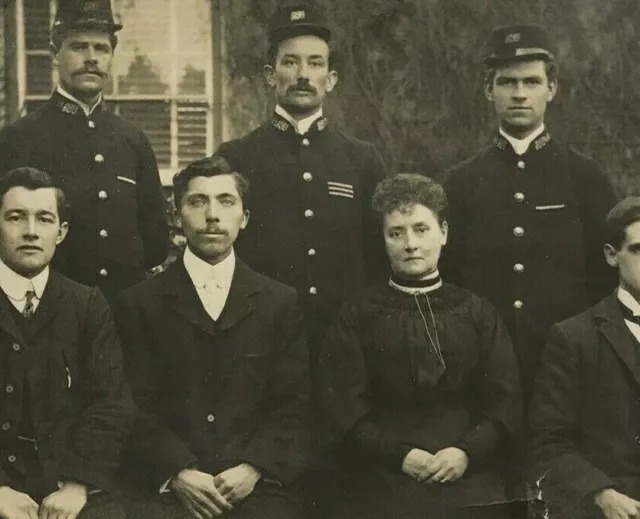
[547,79,558,102]
[326,70,338,93]
[240,210,250,231]
[440,220,449,246]
[484,82,494,102]
[604,243,619,268]
[264,65,276,88]
[51,43,60,67]
[56,221,69,245]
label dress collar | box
[0,259,49,301]
[388,270,443,295]
[183,246,236,290]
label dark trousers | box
[126,482,301,519]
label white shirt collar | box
[183,246,236,290]
[618,287,640,317]
[275,105,323,135]
[56,86,102,117]
[499,124,546,156]
[0,259,49,301]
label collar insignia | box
[493,135,509,150]
[271,116,290,132]
[56,100,79,115]
[533,132,551,151]
[290,10,305,21]
[315,117,327,132]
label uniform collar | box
[618,287,640,317]
[271,106,328,134]
[183,246,236,290]
[494,126,551,154]
[0,259,49,301]
[54,86,104,116]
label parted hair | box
[0,167,71,223]
[605,197,640,250]
[372,173,448,224]
[172,156,250,210]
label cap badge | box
[290,10,306,21]
[505,32,521,44]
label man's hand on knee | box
[0,485,39,519]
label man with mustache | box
[117,156,309,519]
[0,0,168,303]
[443,25,617,403]
[216,3,388,357]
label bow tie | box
[619,301,640,326]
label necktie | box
[22,289,36,320]
[618,300,640,326]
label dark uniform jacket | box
[443,131,617,398]
[216,113,388,350]
[0,270,134,495]
[115,257,310,491]
[530,294,640,518]
[0,91,169,300]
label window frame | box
[14,0,224,184]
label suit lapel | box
[162,261,218,337]
[0,291,24,343]
[29,271,65,335]
[161,257,263,336]
[216,259,262,331]
[597,294,640,388]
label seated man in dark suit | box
[116,156,310,519]
[0,167,133,519]
[530,197,640,519]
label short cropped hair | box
[172,156,249,211]
[605,197,640,250]
[372,174,448,224]
[484,60,557,89]
[0,167,70,223]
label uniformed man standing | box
[0,0,169,302]
[216,3,388,354]
[443,25,617,402]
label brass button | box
[513,226,524,237]
[308,248,316,256]
[1,423,10,431]
[301,138,310,147]
[517,160,525,169]
[99,268,108,277]
[88,120,95,129]
[94,154,105,163]
[206,414,215,423]
[309,286,318,295]
[514,192,525,203]
[5,385,13,394]
[513,300,524,310]
[304,209,314,219]
[11,343,20,352]
[513,263,524,273]
[7,455,16,463]
[98,190,108,200]
[99,229,108,238]
[303,172,313,182]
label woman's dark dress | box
[318,281,523,518]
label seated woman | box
[318,174,523,519]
